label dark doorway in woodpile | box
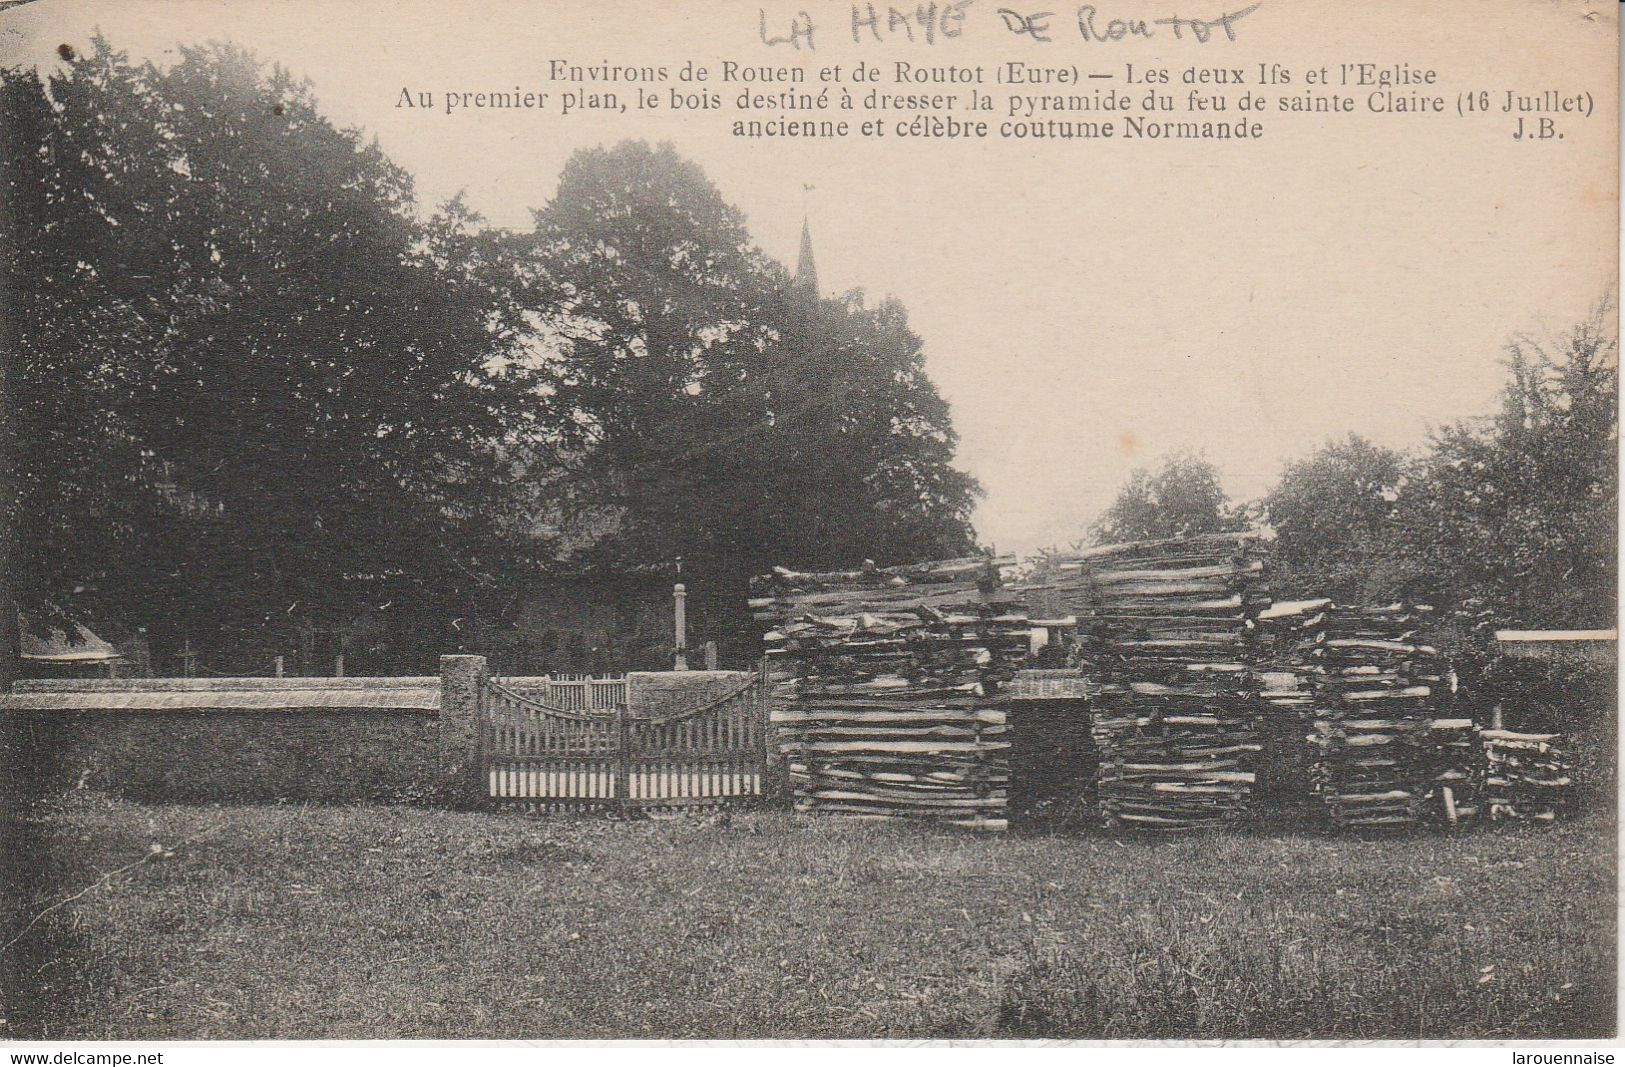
[1008,691,1098,830]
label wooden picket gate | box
[483,668,769,812]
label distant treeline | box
[1088,303,1617,632]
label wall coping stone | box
[0,690,441,712]
[12,676,440,692]
[3,669,756,715]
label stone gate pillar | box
[438,654,487,808]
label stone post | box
[673,583,689,671]
[438,654,487,808]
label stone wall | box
[1,708,439,805]
[0,674,451,807]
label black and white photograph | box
[0,0,1617,1050]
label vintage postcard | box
[0,0,1617,1050]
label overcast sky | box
[6,0,1617,556]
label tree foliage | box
[1091,450,1246,545]
[2,39,543,670]
[5,93,984,671]
[1387,303,1617,626]
[520,142,981,598]
[1258,302,1617,626]
[1098,303,1615,633]
[1262,434,1406,602]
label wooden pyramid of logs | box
[1034,531,1270,831]
[1303,603,1474,829]
[752,556,1028,831]
[1483,729,1571,822]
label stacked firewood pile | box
[1483,729,1572,822]
[1024,532,1271,830]
[1089,682,1262,830]
[752,557,1026,830]
[755,548,1581,834]
[1304,604,1472,828]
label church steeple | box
[793,216,818,296]
[792,186,818,299]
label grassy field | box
[2,795,1614,1040]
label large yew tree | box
[520,141,981,642]
[1,39,543,672]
